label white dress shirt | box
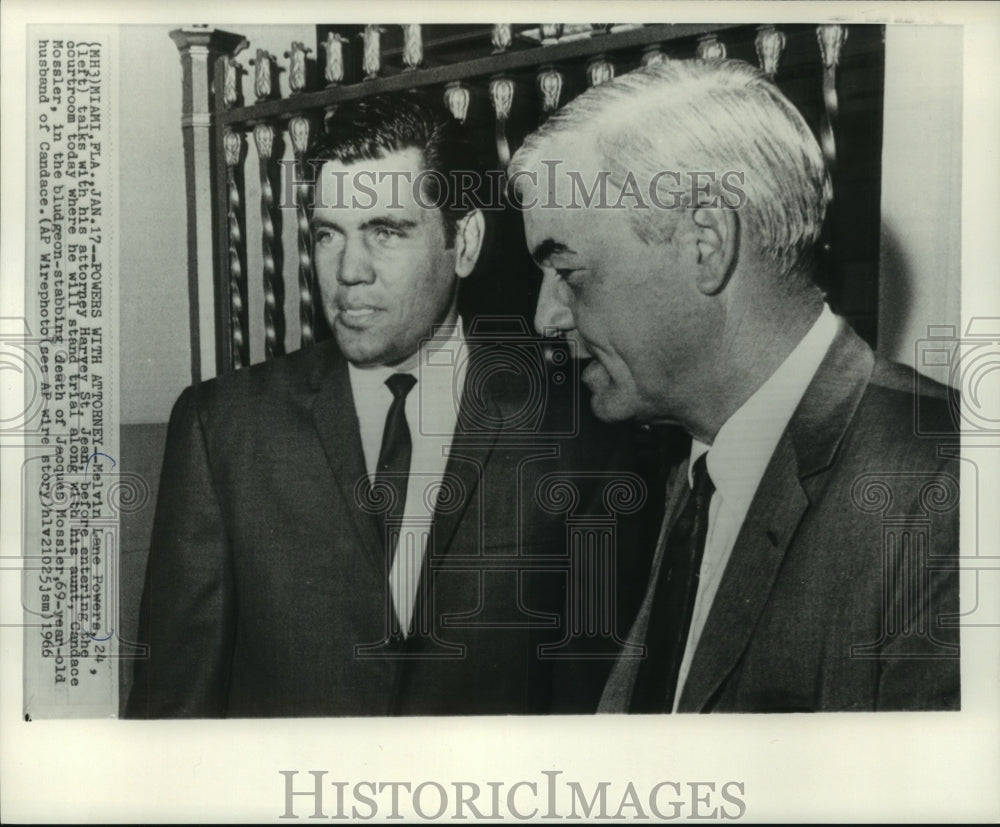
[670,304,839,709]
[348,323,468,635]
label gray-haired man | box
[510,59,960,713]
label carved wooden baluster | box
[490,76,515,168]
[223,51,245,109]
[253,123,282,359]
[247,48,285,359]
[444,81,470,124]
[696,33,726,60]
[755,25,786,79]
[817,24,848,176]
[323,31,347,85]
[539,24,563,45]
[641,45,668,66]
[322,31,346,131]
[362,25,383,80]
[289,117,315,348]
[250,48,275,100]
[285,41,311,94]
[222,43,249,369]
[402,24,423,71]
[587,54,615,87]
[286,38,315,344]
[491,24,512,54]
[223,129,246,369]
[537,65,564,117]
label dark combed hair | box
[306,91,488,243]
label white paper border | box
[2,1,998,823]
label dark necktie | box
[630,453,715,713]
[374,373,417,539]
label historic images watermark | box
[279,160,750,213]
[911,318,1000,633]
[278,770,748,821]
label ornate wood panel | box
[171,23,883,378]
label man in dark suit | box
[509,59,960,712]
[127,93,645,718]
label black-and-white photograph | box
[2,2,998,823]
[117,20,964,720]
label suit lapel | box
[678,320,875,711]
[678,438,809,711]
[429,343,500,557]
[307,340,503,585]
[308,347,385,574]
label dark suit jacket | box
[601,320,961,712]
[127,337,645,718]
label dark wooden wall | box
[316,23,886,346]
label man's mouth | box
[336,306,380,325]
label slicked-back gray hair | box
[509,59,832,279]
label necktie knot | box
[386,372,416,401]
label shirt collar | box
[688,305,839,520]
[347,320,466,397]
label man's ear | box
[691,207,738,295]
[453,209,485,279]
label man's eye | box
[313,228,339,246]
[371,226,401,243]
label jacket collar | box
[307,341,502,573]
[678,318,875,711]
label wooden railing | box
[171,22,868,380]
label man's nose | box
[534,270,575,337]
[337,237,375,285]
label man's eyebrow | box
[531,239,577,263]
[359,216,419,232]
[309,216,420,233]
[309,216,341,232]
